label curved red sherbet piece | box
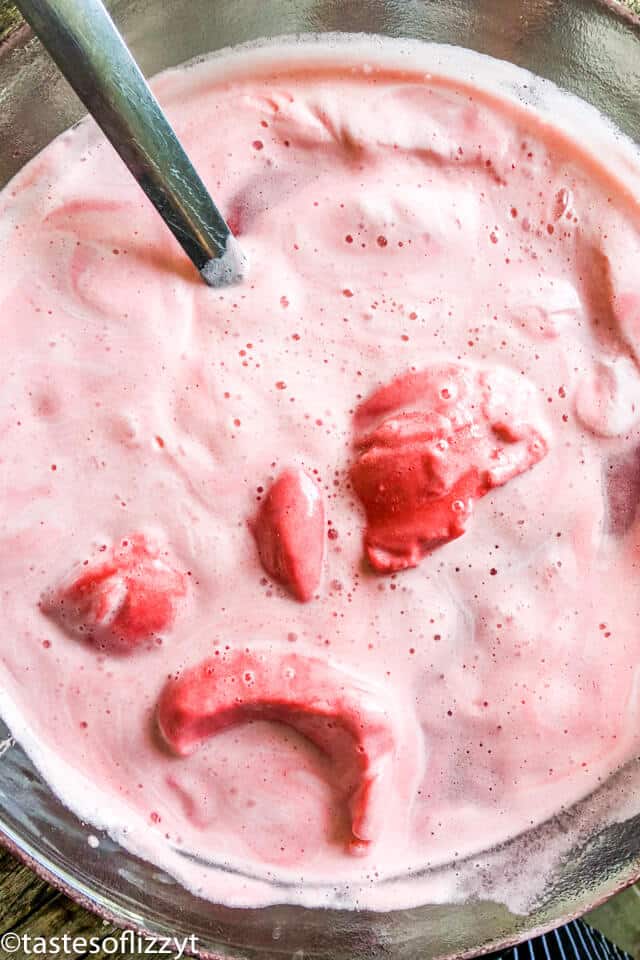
[252,467,325,602]
[352,364,549,572]
[41,533,187,653]
[156,648,402,849]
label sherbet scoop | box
[15,0,246,286]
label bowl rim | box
[1,1,640,957]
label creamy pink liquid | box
[1,38,640,910]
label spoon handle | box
[14,0,246,285]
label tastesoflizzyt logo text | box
[0,929,198,957]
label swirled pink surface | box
[1,39,640,909]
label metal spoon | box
[14,0,247,287]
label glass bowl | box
[1,2,639,957]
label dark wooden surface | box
[1,0,640,956]
[0,2,20,44]
[0,846,144,958]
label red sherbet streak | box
[156,648,401,850]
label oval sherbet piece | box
[251,466,325,602]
